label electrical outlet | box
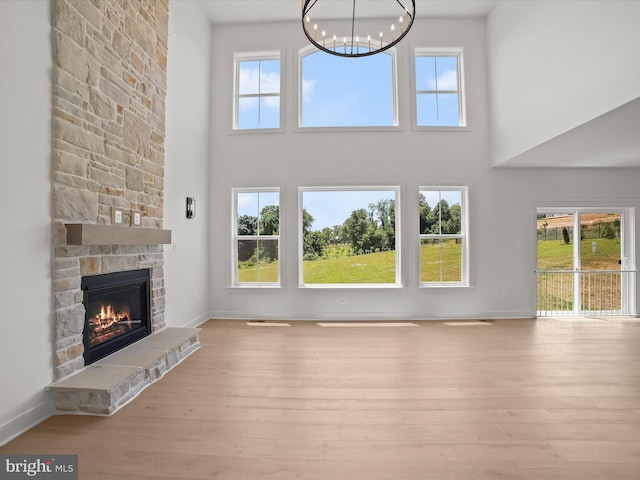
[111,207,124,224]
[131,210,142,226]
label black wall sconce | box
[186,196,196,219]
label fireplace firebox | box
[82,269,152,365]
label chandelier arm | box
[303,0,318,17]
[395,0,413,19]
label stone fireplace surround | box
[49,0,199,413]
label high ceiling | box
[199,1,498,25]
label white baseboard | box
[208,310,536,322]
[180,311,214,328]
[0,398,55,447]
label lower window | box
[419,188,468,286]
[299,187,400,287]
[232,189,280,286]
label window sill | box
[229,127,285,135]
[420,283,469,288]
[228,284,282,290]
[412,125,471,132]
[294,125,402,134]
[300,284,403,290]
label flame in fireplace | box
[93,304,131,329]
[88,304,135,348]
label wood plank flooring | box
[2,318,640,479]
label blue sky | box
[302,51,394,127]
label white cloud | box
[239,67,259,94]
[238,97,258,111]
[260,71,280,94]
[302,77,317,100]
[238,67,280,110]
[434,69,457,90]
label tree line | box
[236,195,462,265]
[303,198,395,260]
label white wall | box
[208,17,640,322]
[487,0,640,166]
[0,1,55,445]
[164,0,212,328]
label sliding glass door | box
[536,209,633,316]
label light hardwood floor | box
[3,318,640,479]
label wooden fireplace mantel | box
[65,223,172,246]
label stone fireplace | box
[51,0,170,380]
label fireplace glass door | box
[82,269,151,364]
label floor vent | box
[443,321,492,326]
[246,322,291,327]
[316,322,420,327]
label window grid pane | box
[234,190,280,285]
[415,52,461,127]
[420,238,463,283]
[236,55,281,129]
[419,188,465,285]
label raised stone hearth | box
[49,327,200,415]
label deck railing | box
[536,270,635,316]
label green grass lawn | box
[304,249,396,283]
[237,261,279,283]
[238,238,619,286]
[238,242,463,284]
[537,237,621,270]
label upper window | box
[232,189,280,286]
[300,46,397,127]
[415,47,466,127]
[234,52,281,130]
[419,187,468,286]
[299,187,400,287]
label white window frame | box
[419,186,469,287]
[296,44,400,131]
[412,46,467,129]
[231,187,281,287]
[298,186,402,288]
[232,51,284,133]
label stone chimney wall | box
[51,0,169,379]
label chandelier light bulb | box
[301,0,415,58]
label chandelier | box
[302,0,415,58]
